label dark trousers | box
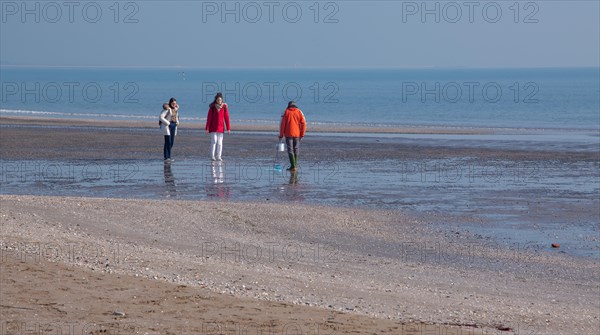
[286,137,300,169]
[285,137,300,155]
[163,136,171,159]
[163,124,177,159]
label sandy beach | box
[1,116,599,334]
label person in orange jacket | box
[279,101,306,171]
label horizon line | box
[1,64,599,70]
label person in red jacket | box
[205,92,231,161]
[279,101,306,171]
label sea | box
[1,67,599,132]
[1,67,599,258]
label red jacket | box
[206,103,230,133]
[279,107,306,138]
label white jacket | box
[159,108,179,136]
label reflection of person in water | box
[212,161,224,184]
[288,170,298,185]
[205,161,230,199]
[163,163,176,197]
[281,170,304,201]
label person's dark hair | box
[210,93,223,111]
[212,92,223,106]
[169,98,177,108]
[288,101,297,108]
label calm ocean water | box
[1,67,599,131]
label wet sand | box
[1,116,599,334]
[2,116,598,255]
[1,116,597,162]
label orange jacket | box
[279,107,306,138]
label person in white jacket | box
[159,98,179,162]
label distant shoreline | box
[1,115,493,135]
[2,64,599,70]
[4,115,599,136]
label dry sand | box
[2,195,599,334]
[1,233,419,335]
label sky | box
[1,0,599,68]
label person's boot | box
[287,154,296,171]
[294,154,299,169]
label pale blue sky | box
[1,0,598,68]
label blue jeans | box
[163,123,177,159]
[163,136,171,159]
